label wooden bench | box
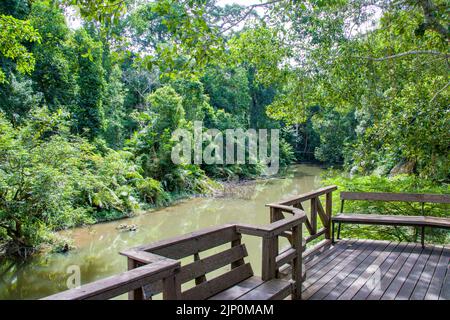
[43,206,307,300]
[331,191,450,247]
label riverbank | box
[0,164,325,299]
[0,167,294,258]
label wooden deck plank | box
[303,240,333,264]
[296,239,447,301]
[337,242,409,300]
[304,239,358,272]
[310,241,391,300]
[237,279,291,300]
[380,245,424,300]
[303,240,370,290]
[410,245,444,300]
[440,265,450,300]
[424,246,449,300]
[389,245,434,300]
[304,239,363,281]
[338,242,401,300]
[365,243,417,300]
[208,276,264,300]
[302,240,380,299]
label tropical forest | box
[0,0,448,301]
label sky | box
[66,0,261,30]
[218,0,261,5]
[66,1,381,36]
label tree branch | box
[417,0,449,40]
[218,0,283,34]
[430,80,450,103]
[353,50,449,61]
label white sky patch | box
[218,0,262,5]
[65,1,382,37]
[65,6,82,30]
[347,5,382,37]
[65,0,261,30]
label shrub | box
[135,177,169,206]
[0,108,94,255]
[0,108,143,255]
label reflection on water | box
[0,164,324,300]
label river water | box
[0,164,324,300]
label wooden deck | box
[300,239,449,300]
[42,187,449,301]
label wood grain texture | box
[298,240,448,300]
[181,263,254,300]
[42,259,180,300]
[340,192,450,204]
[332,214,450,228]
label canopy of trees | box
[0,0,448,255]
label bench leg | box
[337,222,342,240]
[331,221,335,244]
[421,226,425,248]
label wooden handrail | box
[119,249,174,264]
[277,185,337,206]
[122,224,239,261]
[265,203,301,213]
[124,224,236,255]
[42,258,180,300]
[237,208,306,238]
[269,186,336,246]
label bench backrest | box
[134,225,253,300]
[340,192,450,204]
[340,191,450,213]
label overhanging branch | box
[430,80,450,103]
[353,50,449,61]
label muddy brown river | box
[0,164,324,299]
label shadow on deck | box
[298,239,449,300]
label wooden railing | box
[43,208,307,300]
[123,224,243,300]
[267,185,337,255]
[236,206,306,299]
[42,254,181,300]
[121,207,307,300]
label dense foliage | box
[0,0,448,255]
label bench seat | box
[208,276,292,300]
[332,214,450,228]
[331,213,450,248]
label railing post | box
[162,273,181,300]
[231,234,245,269]
[325,192,333,240]
[269,207,282,260]
[291,223,303,300]
[193,252,207,285]
[127,258,144,300]
[270,206,284,223]
[310,197,318,235]
[261,236,278,281]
